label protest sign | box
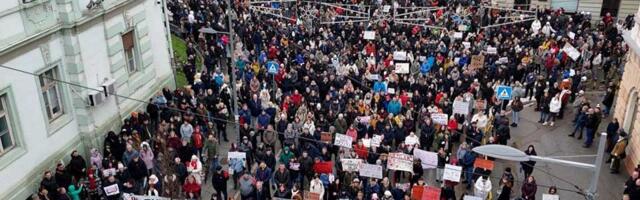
[469,55,485,70]
[104,184,120,196]
[431,113,448,125]
[453,32,463,39]
[413,149,438,169]
[123,194,171,200]
[463,196,483,200]
[405,136,418,146]
[462,42,471,49]
[334,133,353,148]
[411,186,424,200]
[383,5,391,12]
[371,135,382,147]
[474,158,495,170]
[364,31,375,40]
[387,88,396,94]
[487,47,497,54]
[367,74,380,81]
[453,100,470,115]
[228,151,246,160]
[568,31,575,39]
[395,63,410,74]
[458,24,467,31]
[321,132,332,142]
[341,159,363,172]
[306,192,321,200]
[396,183,411,191]
[357,116,371,124]
[359,163,383,179]
[362,138,371,148]
[102,168,116,177]
[313,161,333,173]
[422,186,442,200]
[393,51,407,61]
[443,164,462,182]
[388,153,414,172]
[563,43,581,61]
[542,194,560,200]
[498,57,508,64]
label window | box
[122,30,138,73]
[39,67,64,121]
[0,95,15,155]
[600,0,621,17]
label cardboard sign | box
[542,194,560,200]
[306,192,321,200]
[469,55,485,70]
[395,63,410,74]
[393,51,407,61]
[443,164,462,182]
[364,31,376,40]
[104,184,120,196]
[413,149,438,169]
[474,158,495,170]
[123,194,171,200]
[359,163,383,179]
[334,133,353,148]
[487,47,497,54]
[422,186,442,200]
[453,100,470,115]
[321,132,333,142]
[431,113,449,125]
[411,186,424,200]
[388,153,414,172]
[341,159,363,172]
[371,135,382,147]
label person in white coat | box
[310,175,325,199]
[474,176,492,199]
[541,22,556,36]
[547,94,562,126]
[531,19,542,35]
[186,155,203,184]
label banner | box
[371,135,382,147]
[423,186,442,200]
[321,132,333,142]
[395,63,410,74]
[228,152,246,159]
[364,31,375,40]
[341,159,363,172]
[411,186,424,200]
[453,100,470,115]
[388,153,414,172]
[469,55,485,70]
[104,184,120,196]
[474,158,495,170]
[313,161,333,174]
[542,194,560,200]
[463,196,483,200]
[413,149,438,169]
[432,113,448,125]
[359,163,383,179]
[334,133,353,148]
[122,193,171,200]
[393,51,407,61]
[443,164,462,182]
[306,192,321,200]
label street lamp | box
[472,132,607,200]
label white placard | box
[452,100,470,115]
[367,74,380,80]
[359,163,383,179]
[371,135,382,147]
[334,134,353,148]
[487,47,497,54]
[357,116,371,124]
[383,5,391,12]
[387,153,414,172]
[568,32,575,40]
[364,31,376,40]
[431,113,449,125]
[228,151,246,159]
[393,51,407,61]
[341,159,363,172]
[395,63,410,74]
[462,42,471,49]
[102,168,116,177]
[542,194,560,200]
[563,43,581,61]
[454,32,463,39]
[463,196,483,200]
[405,136,418,146]
[498,57,508,64]
[104,184,120,196]
[443,164,462,182]
[418,56,426,62]
[124,194,171,200]
[388,88,396,94]
[413,149,438,169]
[362,138,371,148]
[458,24,467,31]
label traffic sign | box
[496,85,512,100]
[267,61,279,74]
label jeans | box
[585,128,595,145]
[512,111,520,124]
[540,112,549,122]
[573,124,585,136]
[465,167,474,184]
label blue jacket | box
[387,100,402,115]
[373,81,387,93]
[255,167,272,182]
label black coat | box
[127,159,148,180]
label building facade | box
[0,0,174,198]
[616,5,640,173]
[492,0,640,20]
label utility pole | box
[160,0,177,88]
[226,0,240,137]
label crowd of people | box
[29,0,638,199]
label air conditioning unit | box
[88,90,104,106]
[102,78,116,97]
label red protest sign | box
[422,186,442,200]
[411,186,425,200]
[474,158,495,170]
[313,161,333,174]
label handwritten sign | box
[453,100,470,115]
[487,47,497,54]
[362,138,371,148]
[393,51,407,61]
[422,186,442,200]
[341,159,363,172]
[463,42,471,49]
[102,168,116,177]
[469,55,485,70]
[395,63,410,74]
[104,184,120,196]
[405,136,418,146]
[411,186,424,200]
[431,113,449,125]
[359,163,383,179]
[563,43,581,61]
[443,164,462,182]
[474,158,495,170]
[371,135,382,147]
[388,153,414,172]
[542,194,560,200]
[453,32,463,39]
[321,132,332,142]
[364,31,376,40]
[413,149,438,169]
[334,133,353,148]
[367,74,380,81]
[228,152,246,159]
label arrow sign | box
[496,85,512,100]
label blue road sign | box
[267,61,279,74]
[496,85,512,100]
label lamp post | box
[472,132,607,200]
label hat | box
[149,174,159,184]
[216,166,223,171]
[384,191,392,197]
[191,155,198,160]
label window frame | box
[122,30,139,74]
[0,95,15,155]
[0,86,26,170]
[39,66,64,121]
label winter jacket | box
[549,97,562,113]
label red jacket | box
[354,144,368,159]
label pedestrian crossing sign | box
[496,85,512,100]
[267,61,278,74]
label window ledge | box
[46,113,73,137]
[0,146,27,170]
